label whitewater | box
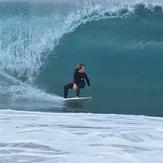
[0,109,163,163]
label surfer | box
[64,64,90,98]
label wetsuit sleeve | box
[84,73,90,86]
[73,71,78,84]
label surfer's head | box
[76,64,85,73]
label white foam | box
[0,110,163,163]
[0,69,63,107]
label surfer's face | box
[79,66,85,73]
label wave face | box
[0,0,163,115]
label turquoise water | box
[0,1,163,116]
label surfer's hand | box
[73,84,78,90]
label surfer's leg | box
[64,83,73,98]
[76,83,85,97]
[76,88,80,97]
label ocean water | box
[0,0,163,162]
[0,0,163,115]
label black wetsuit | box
[64,69,90,98]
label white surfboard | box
[63,97,92,103]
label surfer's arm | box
[84,73,90,86]
[73,71,79,85]
[73,72,78,89]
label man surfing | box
[64,64,90,98]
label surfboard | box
[63,97,92,103]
